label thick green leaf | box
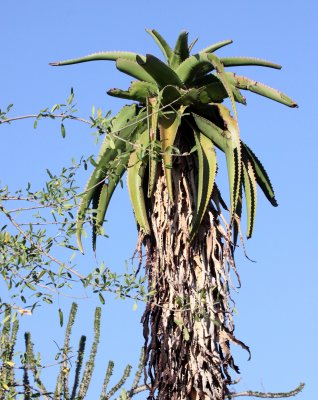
[233,189,243,248]
[76,106,143,253]
[193,106,241,222]
[225,72,298,107]
[192,74,246,105]
[127,130,151,234]
[242,158,257,239]
[107,81,158,103]
[147,95,162,197]
[176,53,214,84]
[220,57,281,69]
[116,58,156,84]
[93,155,130,250]
[146,29,173,63]
[49,51,141,66]
[207,54,237,119]
[170,31,189,69]
[136,54,185,89]
[92,181,105,251]
[192,112,227,150]
[159,106,185,202]
[241,143,278,206]
[199,39,233,54]
[190,128,217,241]
[176,53,238,118]
[215,104,241,220]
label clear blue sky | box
[1,1,317,399]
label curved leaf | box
[116,58,156,84]
[159,106,185,202]
[192,112,227,151]
[242,143,278,206]
[107,81,158,103]
[136,54,185,89]
[147,94,162,198]
[127,130,151,234]
[207,54,237,119]
[190,128,217,241]
[242,158,257,239]
[199,39,233,54]
[220,57,281,69]
[76,106,143,253]
[170,31,189,69]
[225,72,298,107]
[215,104,241,220]
[176,53,238,118]
[93,154,130,250]
[146,29,173,64]
[49,51,141,66]
[176,53,213,84]
[193,106,241,222]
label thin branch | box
[0,113,91,125]
[226,383,305,398]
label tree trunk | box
[142,143,244,399]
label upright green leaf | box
[159,106,185,202]
[146,29,173,63]
[170,31,189,69]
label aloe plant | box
[51,29,297,400]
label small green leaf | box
[132,302,138,311]
[99,293,105,305]
[61,123,66,138]
[67,87,74,104]
[51,103,59,113]
[109,137,115,149]
[26,282,36,291]
[58,308,63,327]
[183,326,190,341]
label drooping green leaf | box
[225,72,298,107]
[127,129,151,234]
[193,106,241,222]
[147,94,162,198]
[242,158,257,239]
[94,152,131,249]
[76,106,143,253]
[207,54,238,120]
[190,127,217,241]
[215,104,241,220]
[242,142,278,206]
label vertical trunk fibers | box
[141,145,244,399]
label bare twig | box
[226,383,305,398]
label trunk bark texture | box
[141,146,243,399]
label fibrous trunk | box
[141,149,244,400]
